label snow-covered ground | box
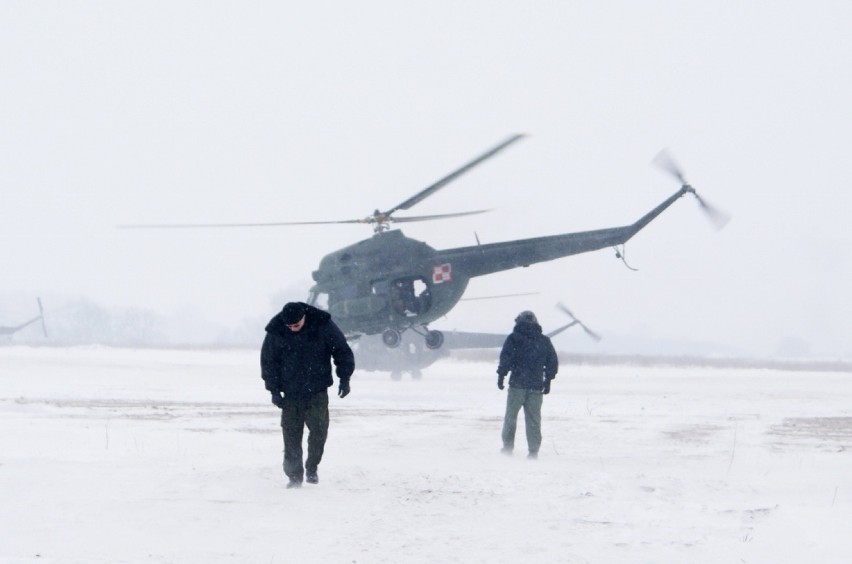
[2,346,850,563]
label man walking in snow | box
[496,310,559,459]
[261,301,355,488]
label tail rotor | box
[555,302,602,342]
[652,150,730,231]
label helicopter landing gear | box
[424,329,444,350]
[390,370,403,381]
[382,328,402,348]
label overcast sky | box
[2,2,851,359]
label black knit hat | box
[282,302,306,325]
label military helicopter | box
[0,298,47,339]
[122,134,726,350]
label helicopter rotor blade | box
[651,149,730,231]
[118,218,370,229]
[117,211,493,230]
[119,135,523,232]
[37,297,48,338]
[383,134,525,216]
[651,149,688,185]
[460,291,539,302]
[580,324,603,342]
[555,302,576,319]
[693,192,730,230]
[545,321,579,339]
[392,209,491,223]
[556,302,602,342]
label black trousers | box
[280,390,329,481]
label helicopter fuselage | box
[309,230,469,336]
[307,183,694,341]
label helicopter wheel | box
[382,329,402,348]
[424,329,444,350]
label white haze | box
[2,2,852,359]
[2,346,851,563]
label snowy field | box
[2,346,851,564]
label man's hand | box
[497,375,505,390]
[338,379,351,398]
[542,379,551,395]
[270,391,285,408]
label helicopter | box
[121,134,727,350]
[0,298,48,339]
[353,302,601,379]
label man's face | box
[287,315,306,332]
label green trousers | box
[280,391,329,482]
[501,386,543,454]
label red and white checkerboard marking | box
[432,263,452,284]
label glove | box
[338,379,351,398]
[542,379,551,395]
[270,391,285,408]
[497,375,505,390]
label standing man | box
[261,301,355,488]
[496,310,559,459]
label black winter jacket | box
[496,321,558,390]
[261,303,355,397]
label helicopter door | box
[390,276,432,317]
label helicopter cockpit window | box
[326,283,358,310]
[390,276,432,317]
